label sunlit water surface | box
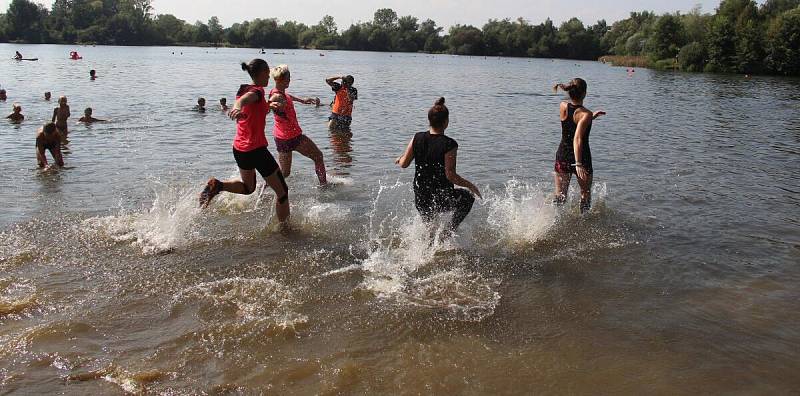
[0,44,799,394]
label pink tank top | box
[233,85,269,152]
[269,88,303,140]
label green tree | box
[6,0,47,42]
[373,8,397,29]
[447,24,484,55]
[705,16,737,72]
[765,8,800,74]
[208,16,223,44]
[648,14,686,60]
[678,41,707,71]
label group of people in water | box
[7,52,602,236]
[196,57,603,237]
[2,68,106,168]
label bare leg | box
[576,172,593,213]
[295,137,327,185]
[264,170,290,223]
[553,172,571,205]
[222,168,257,194]
[278,151,293,178]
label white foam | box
[85,186,201,254]
[484,179,558,245]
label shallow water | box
[0,44,799,394]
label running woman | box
[395,97,481,232]
[552,78,605,213]
[325,75,357,130]
[269,65,328,186]
[198,59,289,223]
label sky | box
[3,0,732,29]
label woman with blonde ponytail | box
[552,78,606,213]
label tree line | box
[0,0,798,75]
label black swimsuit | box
[555,103,592,174]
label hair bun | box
[241,62,249,72]
[435,97,446,106]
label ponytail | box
[554,78,587,101]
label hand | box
[469,185,483,199]
[394,157,402,165]
[228,108,244,120]
[593,111,606,120]
[576,165,589,180]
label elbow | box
[445,170,458,182]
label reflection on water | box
[0,44,799,393]
[328,129,353,176]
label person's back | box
[412,131,457,197]
[556,102,592,172]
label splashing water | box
[85,185,202,254]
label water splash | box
[84,185,201,254]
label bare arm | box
[35,137,47,168]
[269,93,287,110]
[227,91,267,120]
[51,108,57,123]
[573,112,592,180]
[288,94,319,105]
[325,76,342,86]
[394,138,415,168]
[444,149,482,199]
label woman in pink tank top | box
[269,65,328,186]
[198,59,290,224]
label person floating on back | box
[219,98,228,112]
[194,97,206,113]
[6,103,24,123]
[270,64,328,186]
[52,96,71,138]
[78,107,105,123]
[198,59,290,225]
[552,78,605,214]
[44,91,51,101]
[89,70,97,80]
[326,75,357,130]
[36,123,64,168]
[395,97,482,234]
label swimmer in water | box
[395,97,482,234]
[78,107,105,123]
[326,75,357,130]
[269,64,328,186]
[0,89,7,101]
[552,78,606,214]
[6,103,24,123]
[198,59,290,224]
[89,69,96,80]
[44,91,51,101]
[194,97,206,113]
[36,123,64,168]
[219,98,228,111]
[51,96,71,138]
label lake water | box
[0,43,799,394]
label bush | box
[654,58,678,70]
[678,42,706,72]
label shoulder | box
[446,136,459,150]
[574,106,592,121]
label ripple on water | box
[171,277,308,355]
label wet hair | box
[58,96,67,104]
[344,75,354,85]
[270,64,290,80]
[241,59,269,79]
[43,122,57,134]
[428,97,449,129]
[84,107,92,113]
[13,103,21,111]
[553,78,587,101]
[220,98,227,104]
[198,97,205,104]
[89,69,96,75]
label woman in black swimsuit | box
[395,97,482,233]
[552,78,605,213]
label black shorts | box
[232,146,279,178]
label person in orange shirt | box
[325,75,357,130]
